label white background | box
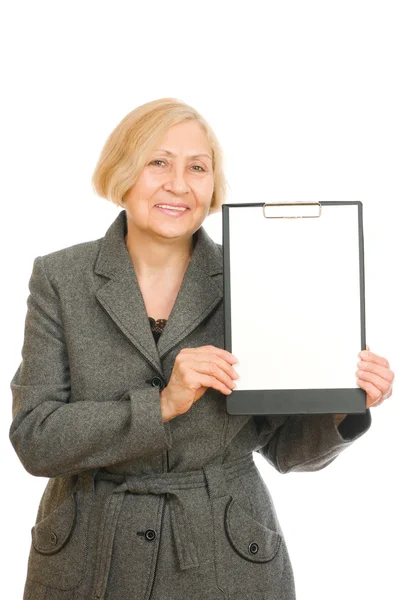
[1,1,397,598]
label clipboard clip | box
[262,202,322,219]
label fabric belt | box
[90,453,255,600]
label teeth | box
[156,205,187,211]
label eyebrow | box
[155,149,212,160]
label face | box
[122,120,214,242]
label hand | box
[356,344,395,408]
[334,344,394,426]
[160,345,239,421]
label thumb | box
[366,344,370,351]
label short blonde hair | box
[91,98,228,215]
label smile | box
[155,205,189,217]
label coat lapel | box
[94,210,223,377]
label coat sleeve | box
[253,409,372,473]
[9,256,172,479]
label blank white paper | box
[228,204,363,392]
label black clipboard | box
[222,201,367,415]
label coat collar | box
[94,210,223,377]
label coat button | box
[248,542,259,554]
[149,377,164,389]
[50,532,58,545]
[145,529,156,541]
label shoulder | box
[34,238,103,285]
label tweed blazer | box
[9,209,372,600]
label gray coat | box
[9,209,372,600]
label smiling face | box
[122,120,214,242]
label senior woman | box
[10,98,394,600]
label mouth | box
[155,204,190,217]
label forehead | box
[155,121,211,156]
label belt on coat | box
[90,452,256,600]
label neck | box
[124,219,194,280]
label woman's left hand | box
[356,344,395,408]
[334,344,394,426]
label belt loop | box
[202,458,229,499]
[75,469,97,494]
[91,468,102,494]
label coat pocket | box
[27,488,92,591]
[32,491,76,555]
[225,497,282,562]
[211,494,283,596]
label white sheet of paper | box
[228,204,363,391]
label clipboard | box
[222,201,367,415]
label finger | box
[383,388,393,401]
[357,378,383,408]
[192,359,237,390]
[219,348,238,364]
[192,352,239,380]
[215,347,239,364]
[356,369,392,396]
[370,396,383,407]
[357,361,395,384]
[359,350,390,369]
[190,346,238,364]
[197,372,234,396]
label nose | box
[163,164,190,195]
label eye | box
[149,160,206,172]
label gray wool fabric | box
[9,209,372,600]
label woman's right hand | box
[160,345,239,421]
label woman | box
[10,98,394,600]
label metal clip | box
[263,202,322,219]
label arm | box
[9,256,172,479]
[254,408,372,474]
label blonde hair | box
[91,98,228,215]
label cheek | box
[195,178,214,201]
[140,173,161,193]
[129,180,160,213]
[206,176,215,196]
